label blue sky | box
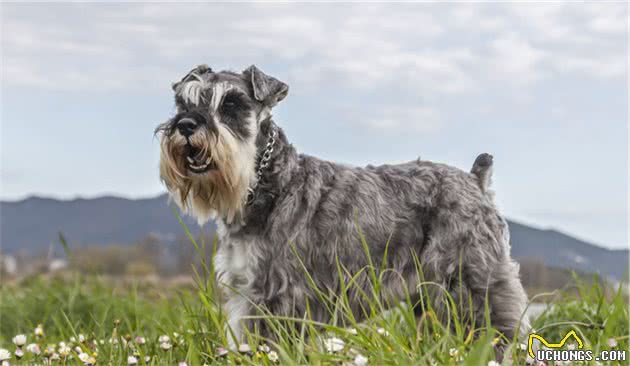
[1,3,627,249]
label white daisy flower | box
[78,352,90,363]
[127,355,138,365]
[607,338,618,348]
[59,344,71,357]
[347,328,358,335]
[488,361,500,366]
[268,350,279,363]
[158,335,170,343]
[323,337,345,353]
[160,342,172,350]
[50,352,61,361]
[0,349,10,361]
[134,336,146,345]
[216,347,228,357]
[78,334,86,343]
[144,356,151,363]
[26,343,41,355]
[34,325,44,337]
[238,344,252,354]
[354,354,368,366]
[376,328,389,336]
[75,346,83,353]
[258,344,271,353]
[14,348,24,359]
[45,344,56,354]
[12,334,26,347]
[1,361,8,366]
[178,362,187,366]
[70,336,77,343]
[449,348,459,357]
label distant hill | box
[509,221,627,281]
[0,194,627,280]
[0,195,203,254]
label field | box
[0,235,627,366]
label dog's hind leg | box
[419,190,529,360]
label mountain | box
[0,194,627,280]
[509,221,627,281]
[0,195,204,254]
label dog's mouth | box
[185,145,217,174]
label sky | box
[1,3,627,249]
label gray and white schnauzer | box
[156,65,530,351]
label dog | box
[156,65,530,354]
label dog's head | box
[156,65,288,224]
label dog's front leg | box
[223,292,253,349]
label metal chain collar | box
[247,125,277,204]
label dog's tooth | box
[189,163,209,171]
[205,157,211,164]
[187,156,194,163]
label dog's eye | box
[222,95,241,110]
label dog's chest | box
[213,222,261,287]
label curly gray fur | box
[158,65,530,356]
[218,120,529,342]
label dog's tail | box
[471,153,493,193]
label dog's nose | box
[176,118,198,137]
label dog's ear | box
[244,65,289,107]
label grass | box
[0,232,627,365]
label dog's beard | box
[159,124,256,224]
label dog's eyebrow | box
[177,77,210,106]
[222,89,247,100]
[210,82,237,110]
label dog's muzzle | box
[172,113,217,174]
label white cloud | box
[1,2,627,122]
[364,106,442,133]
[487,33,547,86]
